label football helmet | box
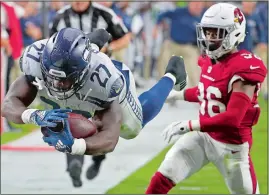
[196,3,246,59]
[41,28,93,100]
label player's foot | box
[86,161,103,180]
[68,159,82,188]
[165,55,187,91]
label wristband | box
[190,120,201,131]
[71,138,87,155]
[21,109,38,124]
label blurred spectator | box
[240,2,268,99]
[49,1,131,188]
[148,2,176,80]
[48,1,65,23]
[254,1,268,99]
[50,1,131,61]
[17,2,43,47]
[154,2,205,87]
[239,2,267,52]
[1,2,23,93]
[111,2,145,87]
[1,2,23,132]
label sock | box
[138,74,175,127]
[145,172,175,194]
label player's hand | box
[42,119,74,153]
[22,108,72,127]
[162,120,200,143]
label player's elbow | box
[227,118,241,128]
[105,136,119,153]
[1,98,9,118]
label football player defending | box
[1,28,187,186]
[145,3,267,194]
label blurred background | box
[0,1,268,194]
[1,1,267,133]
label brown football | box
[67,113,97,138]
[41,113,97,139]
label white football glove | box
[162,120,200,143]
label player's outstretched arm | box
[1,75,37,124]
[163,80,257,142]
[83,100,122,155]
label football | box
[41,113,97,139]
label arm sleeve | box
[184,86,199,102]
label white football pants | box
[158,131,260,194]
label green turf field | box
[107,98,268,194]
[1,104,44,145]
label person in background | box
[49,1,131,188]
[1,2,23,132]
[47,1,65,24]
[17,2,43,48]
[50,1,131,60]
[153,2,205,88]
[254,1,268,100]
[149,2,176,80]
[240,1,268,100]
[111,2,145,88]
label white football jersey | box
[20,39,127,118]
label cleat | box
[165,56,187,91]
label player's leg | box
[210,139,259,194]
[146,131,209,194]
[86,154,106,180]
[139,56,187,127]
[116,56,187,139]
[66,153,84,187]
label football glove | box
[162,120,200,143]
[42,119,86,155]
[21,108,72,128]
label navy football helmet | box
[41,28,92,100]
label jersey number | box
[197,82,226,117]
[241,53,261,60]
[26,44,45,62]
[90,64,111,88]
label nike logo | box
[115,86,122,94]
[250,65,260,70]
[238,15,243,19]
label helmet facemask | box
[41,64,90,100]
[196,23,238,59]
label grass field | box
[107,97,268,194]
[0,123,36,145]
[1,104,44,145]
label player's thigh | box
[212,141,259,194]
[158,131,209,184]
[119,69,143,139]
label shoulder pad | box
[228,51,267,83]
[19,39,47,79]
